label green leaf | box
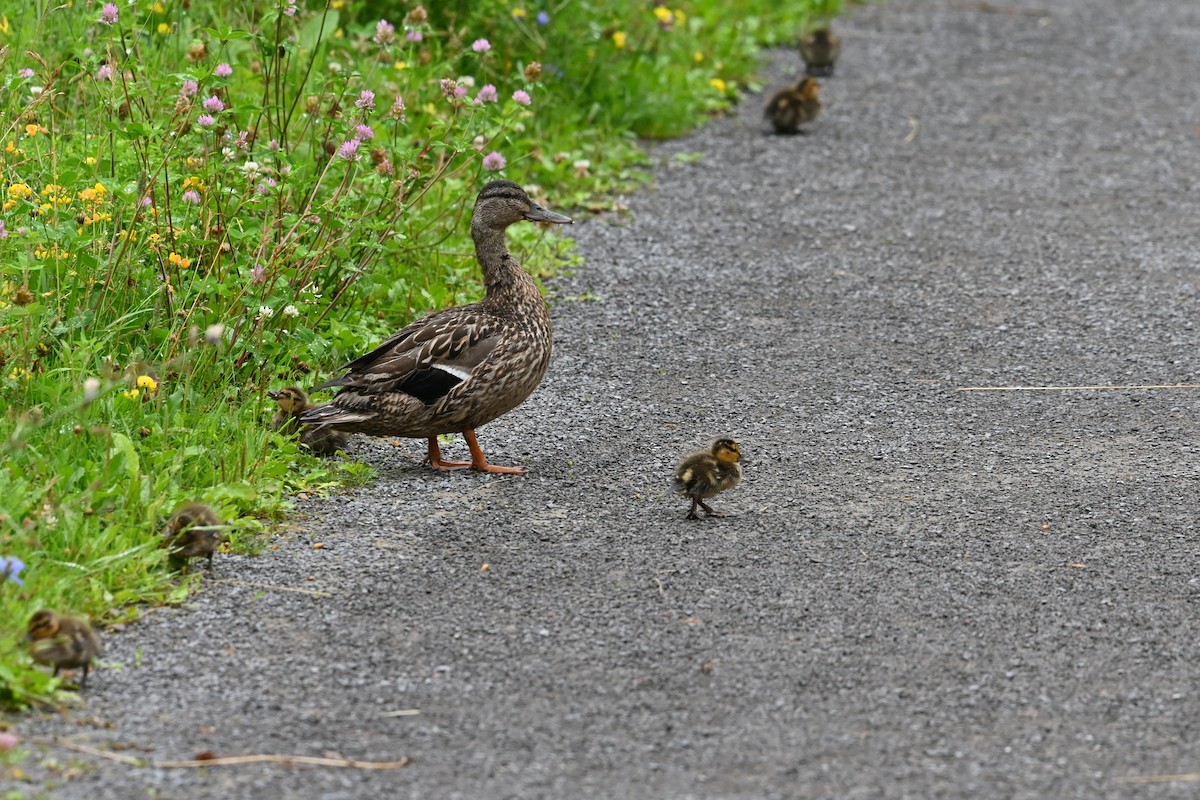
[110,432,140,480]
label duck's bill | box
[525,205,573,224]
[267,390,281,399]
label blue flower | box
[536,10,550,25]
[0,555,25,586]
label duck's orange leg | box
[462,428,526,474]
[425,436,471,471]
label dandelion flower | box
[653,7,673,25]
[203,95,224,113]
[474,84,498,104]
[215,63,233,77]
[99,3,119,25]
[482,151,506,171]
[136,375,159,392]
[472,38,491,53]
[512,89,532,106]
[612,31,626,49]
[356,89,376,111]
[709,78,727,93]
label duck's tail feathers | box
[311,374,352,392]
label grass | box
[0,0,839,716]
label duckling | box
[764,77,822,135]
[25,609,103,688]
[269,386,350,456]
[163,502,224,573]
[799,27,840,76]
[300,180,573,474]
[674,438,745,520]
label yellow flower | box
[136,375,158,392]
[168,252,191,269]
[674,9,686,25]
[394,60,407,71]
[334,27,344,38]
[86,156,96,165]
[5,141,15,153]
[612,31,626,49]
[331,0,345,8]
[709,78,727,93]
[157,21,170,34]
[7,183,32,199]
[8,366,31,382]
[152,1,165,13]
[122,388,141,400]
[694,50,704,63]
[512,7,527,18]
[24,123,43,137]
[653,7,672,24]
[0,15,9,35]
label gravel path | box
[15,1,1200,797]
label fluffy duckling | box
[163,502,224,573]
[25,609,103,688]
[269,386,349,456]
[799,27,840,76]
[674,438,744,520]
[764,77,822,134]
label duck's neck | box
[471,221,522,295]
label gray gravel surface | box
[13,0,1200,797]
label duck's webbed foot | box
[462,429,527,475]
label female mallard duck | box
[675,438,745,520]
[300,180,573,474]
[764,77,822,134]
[163,502,224,572]
[799,27,840,76]
[25,609,103,688]
[269,386,349,456]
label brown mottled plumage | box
[269,386,349,455]
[25,609,103,688]
[300,180,573,474]
[674,438,744,520]
[163,502,224,573]
[799,27,840,76]
[765,77,822,134]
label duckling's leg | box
[425,437,472,471]
[686,497,702,520]
[462,429,526,475]
[79,663,89,689]
[699,500,725,518]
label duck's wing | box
[313,305,503,404]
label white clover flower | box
[259,305,274,318]
[283,304,300,317]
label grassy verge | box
[0,0,839,712]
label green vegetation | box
[0,0,838,712]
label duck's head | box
[25,609,60,643]
[474,180,573,229]
[808,27,833,45]
[711,438,743,464]
[268,386,310,414]
[796,77,821,100]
